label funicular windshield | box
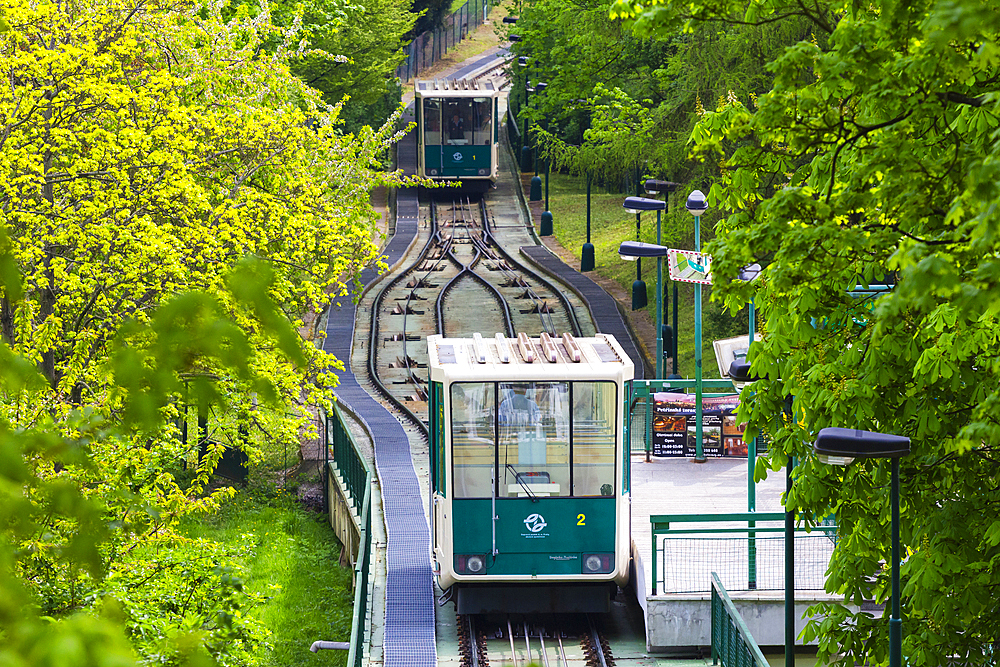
[424,96,492,147]
[451,381,616,499]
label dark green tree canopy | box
[505,0,811,185]
[609,0,1000,661]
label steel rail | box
[507,618,519,667]
[586,615,609,667]
[556,632,569,667]
[435,197,515,337]
[479,199,583,337]
[365,202,447,433]
[397,216,456,400]
[467,201,555,335]
[466,615,480,667]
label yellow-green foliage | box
[0,0,418,663]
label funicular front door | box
[491,381,617,577]
[450,380,618,578]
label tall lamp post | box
[685,189,708,462]
[621,198,666,378]
[582,172,594,271]
[644,179,678,372]
[517,56,531,172]
[730,261,763,592]
[529,82,547,202]
[814,428,910,667]
[735,262,762,511]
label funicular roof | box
[414,78,497,96]
[427,332,634,379]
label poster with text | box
[650,392,748,457]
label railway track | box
[458,614,616,667]
[366,196,584,425]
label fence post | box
[322,409,329,514]
[652,532,658,595]
[645,394,653,462]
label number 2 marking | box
[577,514,586,526]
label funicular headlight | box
[582,553,614,574]
[455,554,487,575]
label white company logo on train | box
[524,513,547,533]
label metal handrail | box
[632,378,736,394]
[326,403,374,667]
[710,573,769,667]
[650,513,837,594]
[347,474,373,667]
[329,403,369,511]
[651,513,784,595]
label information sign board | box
[667,249,713,285]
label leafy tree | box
[0,0,418,661]
[508,0,810,185]
[612,0,1000,661]
[0,221,284,665]
[266,0,416,133]
[410,0,449,35]
[1,0,407,440]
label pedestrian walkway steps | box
[322,177,434,666]
[519,245,647,379]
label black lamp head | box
[728,361,755,382]
[813,427,911,465]
[618,240,669,260]
[623,196,666,214]
[503,16,518,23]
[644,179,679,195]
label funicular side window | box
[423,98,441,146]
[451,382,495,498]
[571,381,617,497]
[473,97,492,146]
[499,382,570,497]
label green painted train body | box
[453,497,616,575]
[414,79,500,189]
[427,333,635,614]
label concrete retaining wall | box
[646,591,851,651]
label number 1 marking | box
[577,514,586,526]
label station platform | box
[631,455,844,651]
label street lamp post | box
[582,172,594,271]
[685,189,708,462]
[730,262,763,590]
[517,56,531,172]
[735,262,762,511]
[622,198,667,378]
[644,179,679,372]
[529,82,547,201]
[814,428,910,667]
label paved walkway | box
[631,455,835,597]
